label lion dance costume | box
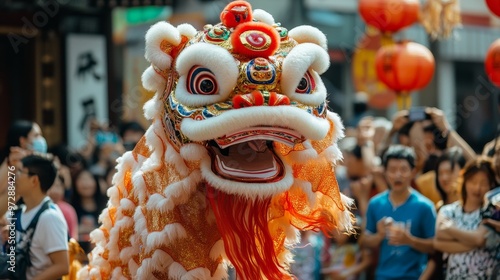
[79,1,353,279]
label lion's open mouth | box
[207,127,303,182]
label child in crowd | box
[322,227,372,280]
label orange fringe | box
[207,184,291,280]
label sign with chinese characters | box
[66,34,108,148]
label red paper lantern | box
[375,41,435,93]
[359,0,420,33]
[486,0,500,17]
[485,39,500,87]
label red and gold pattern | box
[80,1,352,279]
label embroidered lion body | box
[80,2,353,279]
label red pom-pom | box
[231,22,280,58]
[220,0,253,28]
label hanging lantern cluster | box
[357,0,435,110]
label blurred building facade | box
[1,0,499,152]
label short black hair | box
[397,121,415,137]
[423,123,448,151]
[119,121,145,139]
[382,145,416,169]
[21,154,57,193]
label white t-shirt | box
[439,201,498,279]
[16,197,69,280]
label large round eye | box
[295,71,316,94]
[187,66,219,95]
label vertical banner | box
[66,34,108,148]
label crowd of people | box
[290,107,500,280]
[0,106,499,279]
[0,118,145,279]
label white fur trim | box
[175,43,238,107]
[327,111,345,142]
[199,150,295,198]
[135,258,155,279]
[337,193,355,232]
[209,239,226,261]
[131,171,148,205]
[280,140,318,164]
[319,145,342,165]
[164,139,190,177]
[122,233,140,261]
[108,217,134,261]
[146,181,195,214]
[98,207,112,229]
[89,268,103,280]
[177,23,197,38]
[107,186,120,208]
[111,267,127,280]
[141,123,163,171]
[143,94,163,120]
[89,228,106,246]
[277,250,293,270]
[268,215,298,245]
[281,44,329,105]
[289,25,328,51]
[119,198,136,215]
[112,152,135,198]
[128,258,140,278]
[160,173,200,211]
[168,262,188,280]
[151,249,174,272]
[285,225,301,245]
[145,193,168,212]
[252,9,275,25]
[145,223,187,254]
[142,65,167,92]
[133,207,149,244]
[181,106,330,142]
[293,180,316,206]
[181,266,228,280]
[119,242,138,265]
[145,21,180,69]
[77,267,90,280]
[180,143,207,161]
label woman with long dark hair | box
[434,157,499,279]
[434,147,466,210]
[423,147,466,280]
[70,169,107,242]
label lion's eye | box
[187,66,219,95]
[295,71,315,94]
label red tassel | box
[206,184,291,280]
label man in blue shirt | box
[361,145,436,280]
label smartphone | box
[408,107,428,122]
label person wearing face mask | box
[0,120,48,207]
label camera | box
[481,187,500,221]
[408,107,430,122]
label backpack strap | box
[15,199,53,234]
